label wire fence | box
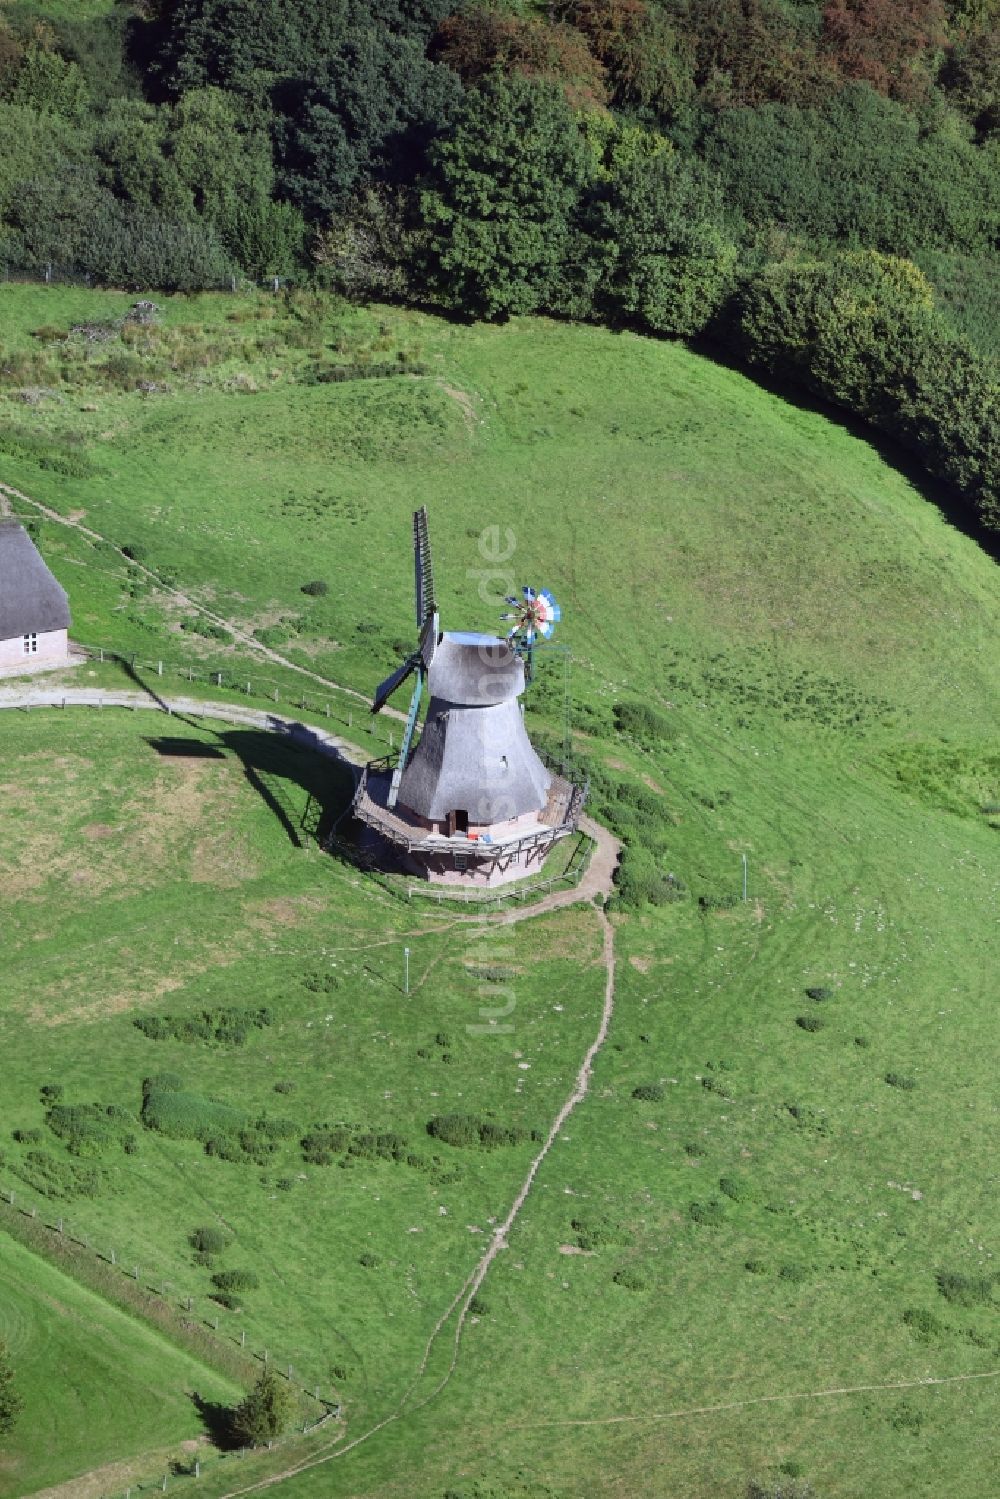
[0,262,296,295]
[0,1181,340,1415]
[71,641,397,747]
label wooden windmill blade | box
[413,505,436,632]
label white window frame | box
[23,633,37,656]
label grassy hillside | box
[0,1230,238,1498]
[0,288,996,1498]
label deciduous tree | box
[420,75,593,319]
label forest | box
[0,0,998,534]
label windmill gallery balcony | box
[351,756,586,886]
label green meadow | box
[0,1230,238,1498]
[0,287,996,1497]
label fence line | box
[70,641,378,740]
[0,1188,338,1423]
[0,262,295,295]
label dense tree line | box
[0,0,997,528]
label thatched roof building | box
[0,520,71,670]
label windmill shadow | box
[147,727,356,847]
[143,725,356,850]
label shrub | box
[231,1368,294,1447]
[903,1307,943,1339]
[12,1150,103,1200]
[212,1268,259,1294]
[699,892,739,911]
[631,1083,664,1102]
[936,1271,994,1308]
[805,986,833,1002]
[885,1072,916,1090]
[134,1005,272,1047]
[12,1128,43,1145]
[39,1084,63,1104]
[426,1114,526,1149]
[795,1014,826,1032]
[468,1294,488,1315]
[300,579,329,596]
[854,1035,870,1048]
[141,1073,183,1097]
[572,1216,631,1252]
[745,1258,768,1274]
[612,1267,648,1291]
[301,1126,350,1165]
[141,1085,249,1142]
[779,1263,808,1283]
[612,699,675,746]
[349,1130,408,1162]
[689,1200,725,1227]
[719,1176,754,1203]
[191,1225,227,1256]
[274,1080,295,1094]
[358,1252,380,1268]
[889,1400,923,1433]
[302,972,339,994]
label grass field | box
[0,285,996,1498]
[0,1230,238,1498]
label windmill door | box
[448,809,469,837]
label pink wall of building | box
[0,628,69,670]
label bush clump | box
[300,579,329,596]
[936,1271,995,1308]
[358,1252,380,1268]
[45,1103,138,1158]
[805,986,833,1002]
[134,1006,272,1047]
[571,1216,631,1252]
[301,1126,350,1165]
[631,1083,664,1102]
[12,1150,104,1200]
[427,1114,526,1150]
[212,1268,259,1294]
[795,1014,826,1033]
[612,1267,649,1291]
[745,1258,768,1275]
[778,1263,808,1283]
[141,1084,249,1142]
[885,1072,916,1090]
[689,1200,725,1227]
[719,1176,754,1203]
[302,971,338,993]
[612,700,675,747]
[349,1130,408,1162]
[191,1225,228,1256]
[903,1307,943,1339]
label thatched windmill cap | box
[426,631,524,706]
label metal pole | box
[403,947,410,995]
[742,853,748,902]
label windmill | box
[371,507,439,809]
[356,509,584,884]
[501,585,561,685]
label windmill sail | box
[372,656,416,715]
[414,505,436,631]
